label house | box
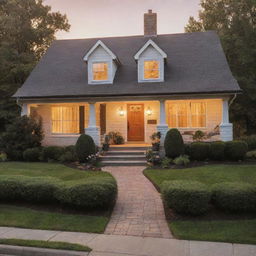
[14,10,241,147]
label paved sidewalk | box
[0,227,255,256]
[103,166,172,238]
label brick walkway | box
[103,166,172,238]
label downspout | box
[229,94,237,107]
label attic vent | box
[144,9,157,37]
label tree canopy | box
[0,0,70,132]
[185,0,256,136]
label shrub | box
[23,148,41,162]
[209,141,225,161]
[242,135,256,151]
[107,131,125,145]
[56,178,117,209]
[212,182,256,213]
[164,129,184,158]
[173,155,190,166]
[59,152,77,163]
[161,157,172,168]
[0,152,7,162]
[0,115,43,160]
[190,142,210,161]
[41,146,65,162]
[193,130,205,141]
[184,143,191,155]
[225,141,248,161]
[161,180,211,215]
[246,150,256,159]
[75,134,96,163]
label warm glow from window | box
[168,102,206,128]
[52,106,79,133]
[144,60,160,79]
[93,62,108,81]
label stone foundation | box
[220,123,233,142]
[85,126,100,146]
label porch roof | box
[14,31,241,99]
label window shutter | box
[100,104,106,135]
[79,106,85,134]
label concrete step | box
[109,147,150,151]
[106,150,145,155]
[101,160,147,166]
[100,155,146,161]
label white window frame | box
[51,105,80,135]
[168,101,207,129]
[88,60,113,85]
[138,57,164,83]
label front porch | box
[22,97,233,147]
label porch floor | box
[110,142,151,148]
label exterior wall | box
[35,103,89,147]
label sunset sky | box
[44,0,201,39]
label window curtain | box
[52,106,79,133]
[191,102,206,128]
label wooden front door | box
[127,104,144,141]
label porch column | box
[85,102,100,146]
[220,98,233,141]
[21,103,30,116]
[157,99,169,146]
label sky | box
[44,0,201,40]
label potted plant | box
[150,132,161,151]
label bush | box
[23,148,41,162]
[0,152,7,162]
[242,135,256,151]
[56,178,117,209]
[41,146,65,162]
[0,175,60,203]
[161,180,211,215]
[246,150,256,159]
[212,182,256,213]
[59,146,78,163]
[0,115,43,160]
[107,131,125,145]
[209,141,225,161]
[225,141,248,161]
[164,129,184,158]
[190,142,210,161]
[173,155,190,166]
[161,157,172,168]
[75,134,96,163]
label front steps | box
[100,147,149,166]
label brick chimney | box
[144,9,157,37]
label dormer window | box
[84,40,120,85]
[93,62,108,81]
[134,39,167,83]
[144,60,160,80]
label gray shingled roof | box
[14,31,241,99]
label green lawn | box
[0,162,114,233]
[144,164,256,188]
[170,220,256,245]
[0,239,91,252]
[144,164,256,244]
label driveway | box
[103,166,172,238]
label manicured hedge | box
[190,142,210,161]
[164,129,184,158]
[225,141,248,161]
[0,175,117,210]
[161,180,211,215]
[209,141,225,161]
[23,148,41,162]
[41,146,65,161]
[56,178,117,209]
[212,182,256,213]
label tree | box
[185,0,256,136]
[0,0,70,132]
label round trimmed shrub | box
[23,148,41,162]
[75,134,96,163]
[190,142,210,161]
[41,146,65,161]
[209,141,225,161]
[56,178,117,209]
[225,141,248,161]
[164,129,184,158]
[212,182,256,213]
[161,180,211,215]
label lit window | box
[144,60,160,79]
[168,102,206,128]
[52,106,79,134]
[93,62,108,81]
